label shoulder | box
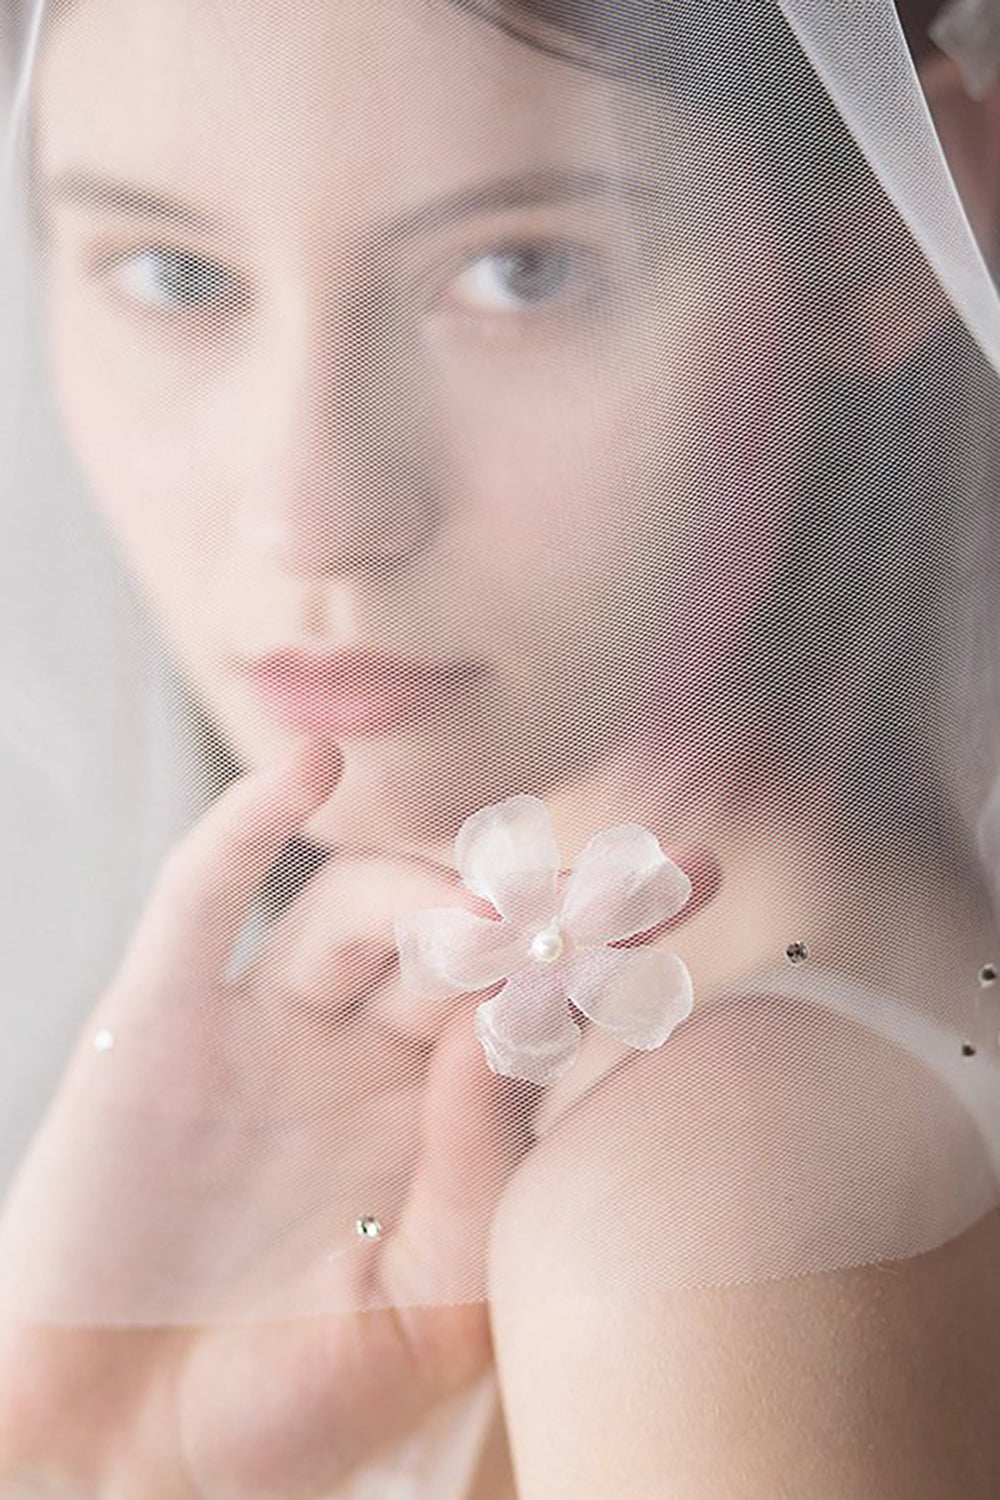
[487,986,1000,1496]
[490,984,996,1293]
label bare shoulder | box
[487,987,1000,1498]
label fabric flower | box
[392,794,695,1085]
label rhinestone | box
[355,1215,383,1239]
[785,941,809,966]
[530,927,564,964]
[979,963,997,987]
[93,1028,116,1053]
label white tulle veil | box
[0,0,999,1339]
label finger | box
[116,737,344,990]
[181,1297,494,1499]
[247,849,486,1029]
[374,997,540,1305]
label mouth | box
[239,646,489,737]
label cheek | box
[45,285,226,627]
[435,256,797,681]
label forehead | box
[35,0,631,229]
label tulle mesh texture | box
[0,0,999,1329]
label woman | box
[0,0,999,1494]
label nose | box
[240,302,443,578]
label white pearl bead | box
[530,927,563,964]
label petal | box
[561,824,692,946]
[393,908,528,1001]
[474,967,581,1085]
[564,945,694,1050]
[455,794,560,927]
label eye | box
[445,241,603,316]
[101,245,250,316]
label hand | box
[0,738,536,1498]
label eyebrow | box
[379,167,663,243]
[41,165,663,243]
[42,168,228,233]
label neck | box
[377,733,850,1004]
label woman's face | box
[35,0,794,849]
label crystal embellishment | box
[93,1027,116,1053]
[393,793,695,1085]
[355,1215,383,1239]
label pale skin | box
[1,0,999,1494]
[0,739,542,1496]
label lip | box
[241,647,488,735]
